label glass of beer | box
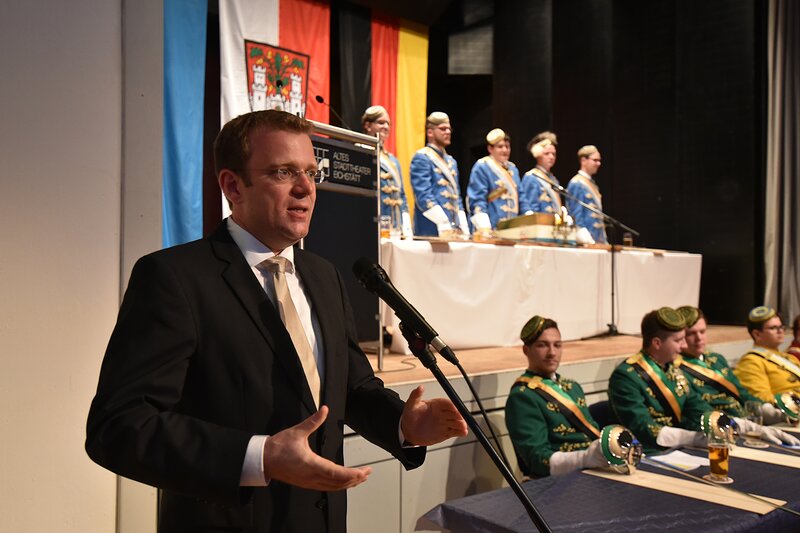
[706,434,732,483]
[379,215,392,239]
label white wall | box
[0,2,162,531]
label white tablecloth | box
[380,240,702,353]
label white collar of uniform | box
[227,217,296,273]
[578,170,594,181]
[489,155,509,169]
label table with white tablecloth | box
[380,239,702,353]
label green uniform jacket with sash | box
[608,351,712,454]
[505,371,599,477]
[679,351,760,417]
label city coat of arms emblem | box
[244,40,310,116]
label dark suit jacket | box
[86,222,425,532]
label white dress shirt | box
[227,218,324,486]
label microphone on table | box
[314,95,353,130]
[352,258,459,365]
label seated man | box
[734,306,800,402]
[677,306,784,423]
[505,315,610,477]
[466,128,520,232]
[608,308,797,454]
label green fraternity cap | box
[655,307,685,331]
[520,315,546,344]
[676,306,700,328]
[748,306,776,324]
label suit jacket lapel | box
[209,223,318,413]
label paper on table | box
[647,450,709,471]
[731,445,800,469]
[584,469,785,515]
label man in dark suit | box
[86,110,467,532]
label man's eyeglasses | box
[764,325,786,332]
[242,167,325,185]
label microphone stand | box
[538,175,639,339]
[398,323,552,533]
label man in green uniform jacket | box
[608,308,798,455]
[505,316,608,477]
[677,305,784,423]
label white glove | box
[734,417,800,446]
[656,426,707,448]
[401,212,413,238]
[549,439,607,476]
[422,204,450,226]
[470,211,491,231]
[457,210,471,236]
[575,227,595,245]
[760,402,786,425]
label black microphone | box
[352,258,459,365]
[274,79,289,112]
[314,95,353,130]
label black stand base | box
[581,323,619,340]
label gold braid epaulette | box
[513,375,543,389]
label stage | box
[366,325,750,386]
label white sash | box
[532,168,561,209]
[421,146,458,192]
[572,173,602,204]
[482,156,519,209]
[380,152,402,190]
[748,347,800,380]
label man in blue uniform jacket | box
[467,128,521,232]
[409,112,470,237]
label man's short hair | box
[793,314,800,337]
[577,145,598,161]
[213,110,312,184]
[641,307,685,349]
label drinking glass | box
[705,434,733,484]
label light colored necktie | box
[260,256,321,407]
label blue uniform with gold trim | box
[519,167,562,215]
[566,172,607,243]
[409,144,464,236]
[378,151,409,223]
[466,156,521,228]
